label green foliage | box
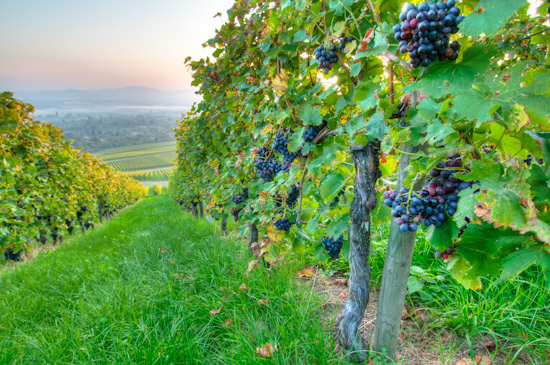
[153,183,162,195]
[169,0,550,288]
[0,92,145,255]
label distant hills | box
[13,86,201,114]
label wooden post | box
[199,200,204,218]
[336,141,381,363]
[373,143,426,359]
[249,223,258,250]
[221,217,228,234]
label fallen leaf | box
[186,276,194,280]
[339,290,349,299]
[239,283,250,291]
[227,269,231,274]
[247,259,258,274]
[209,308,221,316]
[160,248,167,253]
[298,267,315,278]
[484,341,496,352]
[368,361,375,365]
[224,318,233,326]
[258,298,270,306]
[168,259,175,265]
[401,307,412,320]
[220,286,226,292]
[225,294,231,299]
[474,355,491,365]
[456,358,473,365]
[334,278,348,286]
[256,343,277,358]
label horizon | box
[0,0,235,92]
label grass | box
[94,141,176,160]
[0,195,345,364]
[106,151,176,171]
[367,225,550,364]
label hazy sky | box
[0,0,235,91]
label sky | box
[0,0,235,91]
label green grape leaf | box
[344,114,367,136]
[407,45,496,99]
[353,81,378,112]
[299,103,323,125]
[460,0,526,38]
[495,245,545,285]
[452,89,494,123]
[365,112,387,141]
[321,172,344,200]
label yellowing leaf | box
[272,71,288,97]
[298,267,315,278]
[267,224,285,242]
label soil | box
[300,271,546,365]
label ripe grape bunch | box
[254,147,285,183]
[332,187,346,205]
[231,187,249,205]
[321,235,345,260]
[314,44,339,75]
[231,207,242,222]
[383,188,421,232]
[338,33,354,52]
[434,244,457,259]
[272,130,300,165]
[274,218,293,231]
[302,121,327,143]
[286,185,300,208]
[393,0,464,68]
[390,101,410,127]
[384,154,478,232]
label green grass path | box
[0,195,343,364]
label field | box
[106,151,176,171]
[94,141,177,160]
[94,142,176,181]
[125,168,172,181]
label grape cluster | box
[434,244,457,259]
[255,147,285,182]
[231,207,242,222]
[314,44,339,75]
[286,185,300,208]
[252,108,261,115]
[390,101,410,127]
[231,187,249,205]
[303,121,327,143]
[393,1,464,68]
[384,154,478,232]
[383,188,421,232]
[273,131,300,165]
[338,34,354,52]
[524,155,543,166]
[274,218,293,231]
[548,0,550,15]
[332,187,346,205]
[321,235,345,260]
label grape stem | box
[296,156,310,225]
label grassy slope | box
[94,141,176,160]
[0,195,344,364]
